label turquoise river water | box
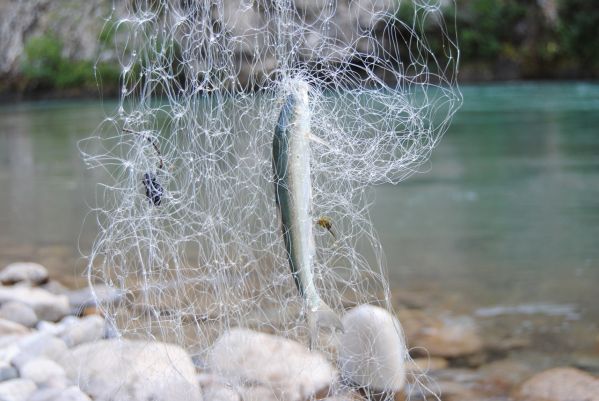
[0,83,598,362]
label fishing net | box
[82,0,460,398]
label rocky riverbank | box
[0,261,596,401]
[1,0,598,101]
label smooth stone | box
[0,379,36,401]
[40,281,69,296]
[25,388,62,401]
[406,357,449,373]
[57,386,93,401]
[0,303,37,328]
[0,346,20,365]
[476,359,534,395]
[19,357,67,389]
[0,365,17,382]
[208,328,336,401]
[66,285,124,315]
[0,287,69,322]
[0,263,48,286]
[12,333,68,370]
[59,339,201,401]
[0,320,29,336]
[514,367,599,401]
[28,386,92,401]
[400,310,483,358]
[338,305,407,392]
[60,315,105,347]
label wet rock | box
[0,303,37,328]
[514,367,599,401]
[0,379,36,401]
[338,305,407,393]
[401,310,483,358]
[208,328,336,401]
[0,287,69,322]
[19,357,67,389]
[12,333,68,370]
[59,339,201,401]
[0,263,48,286]
[0,319,29,336]
[66,285,124,315]
[60,315,105,347]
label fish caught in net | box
[81,0,461,398]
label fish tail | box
[307,299,344,349]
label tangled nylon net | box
[82,0,460,398]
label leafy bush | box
[21,35,121,91]
[21,36,63,87]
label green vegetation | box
[21,35,120,93]
[399,0,599,80]
[7,0,598,98]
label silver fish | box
[272,80,343,339]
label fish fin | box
[307,300,344,349]
[307,133,333,149]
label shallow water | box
[0,83,598,359]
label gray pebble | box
[0,303,37,328]
[0,365,18,383]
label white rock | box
[36,321,63,336]
[59,339,202,401]
[0,263,48,286]
[0,379,36,401]
[208,329,336,401]
[20,387,89,401]
[66,285,124,314]
[60,315,105,347]
[0,287,68,322]
[24,388,62,401]
[59,386,93,401]
[338,304,407,392]
[19,357,67,389]
[0,303,37,328]
[12,333,68,370]
[0,320,29,336]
